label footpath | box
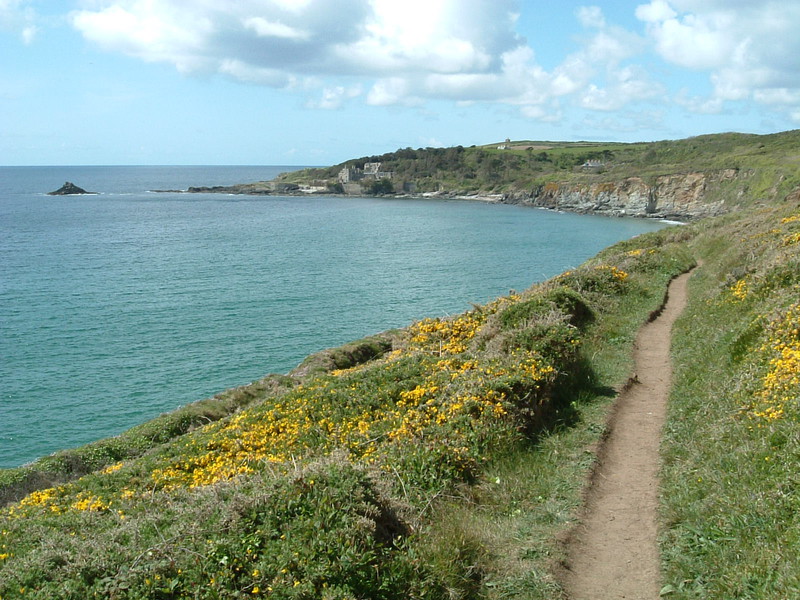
[563,269,694,600]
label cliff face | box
[507,169,743,220]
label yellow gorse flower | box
[747,303,800,422]
[596,265,629,281]
[782,232,800,246]
[70,492,110,512]
[3,291,560,513]
[730,279,749,301]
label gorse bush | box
[740,302,800,423]
[0,374,295,507]
[497,287,594,331]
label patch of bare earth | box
[562,270,693,600]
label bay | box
[0,166,668,468]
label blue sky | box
[2,0,799,166]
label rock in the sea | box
[48,181,95,195]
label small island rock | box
[48,181,96,195]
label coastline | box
[4,136,800,597]
[151,182,689,222]
[4,187,672,473]
[0,220,674,497]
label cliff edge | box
[503,169,744,220]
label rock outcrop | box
[186,183,272,195]
[152,181,328,196]
[503,169,744,220]
[48,182,96,195]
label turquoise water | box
[0,166,668,468]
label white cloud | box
[676,93,724,114]
[71,4,215,72]
[367,78,409,107]
[635,0,676,23]
[636,0,800,119]
[306,85,362,110]
[71,1,370,77]
[218,59,292,87]
[580,66,663,111]
[69,0,542,108]
[66,1,677,122]
[550,7,655,114]
[267,0,313,14]
[1,0,36,42]
[584,29,641,66]
[754,88,800,107]
[0,0,22,23]
[70,0,519,78]
[576,6,606,29]
[421,137,445,148]
[21,23,35,43]
[521,103,562,122]
[647,11,736,70]
[243,17,309,41]
[346,0,500,74]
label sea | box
[0,165,670,469]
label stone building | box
[338,162,394,183]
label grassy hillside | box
[277,130,800,205]
[2,135,799,599]
[660,193,800,598]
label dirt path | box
[562,269,693,600]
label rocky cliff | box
[503,169,746,220]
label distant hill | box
[276,130,800,219]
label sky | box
[2,0,800,166]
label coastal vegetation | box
[277,130,800,208]
[660,199,800,598]
[1,227,695,598]
[2,131,800,598]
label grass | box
[0,223,695,599]
[660,198,800,598]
